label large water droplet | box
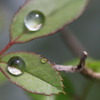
[41,58,47,64]
[7,56,26,76]
[24,10,45,31]
[7,67,22,76]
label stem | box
[81,67,100,79]
[0,41,15,55]
[77,51,87,70]
[53,51,87,72]
[61,28,85,56]
[53,64,77,72]
[53,51,100,80]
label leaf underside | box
[0,52,63,95]
[27,73,75,100]
[11,0,88,43]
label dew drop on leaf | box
[41,58,48,64]
[24,10,45,31]
[7,56,26,76]
[7,66,23,76]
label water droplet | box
[24,10,45,31]
[7,66,22,76]
[41,58,47,64]
[7,56,26,76]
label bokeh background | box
[0,0,100,100]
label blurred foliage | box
[86,59,100,73]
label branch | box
[81,67,100,79]
[53,51,100,80]
[53,51,87,72]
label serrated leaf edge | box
[10,0,89,43]
[0,51,64,95]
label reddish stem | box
[0,41,15,55]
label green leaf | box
[0,52,63,95]
[11,0,88,43]
[27,73,75,100]
[86,59,100,73]
[0,72,7,85]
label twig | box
[81,67,100,79]
[53,51,100,80]
[60,28,85,56]
[76,51,87,70]
[60,28,100,79]
[53,51,87,72]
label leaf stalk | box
[0,41,15,55]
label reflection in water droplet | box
[7,66,22,76]
[7,56,26,76]
[24,10,45,31]
[41,58,47,64]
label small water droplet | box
[24,10,45,31]
[7,56,26,76]
[41,58,47,64]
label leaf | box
[0,72,7,85]
[11,0,88,43]
[86,59,100,73]
[0,52,63,95]
[27,73,75,100]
